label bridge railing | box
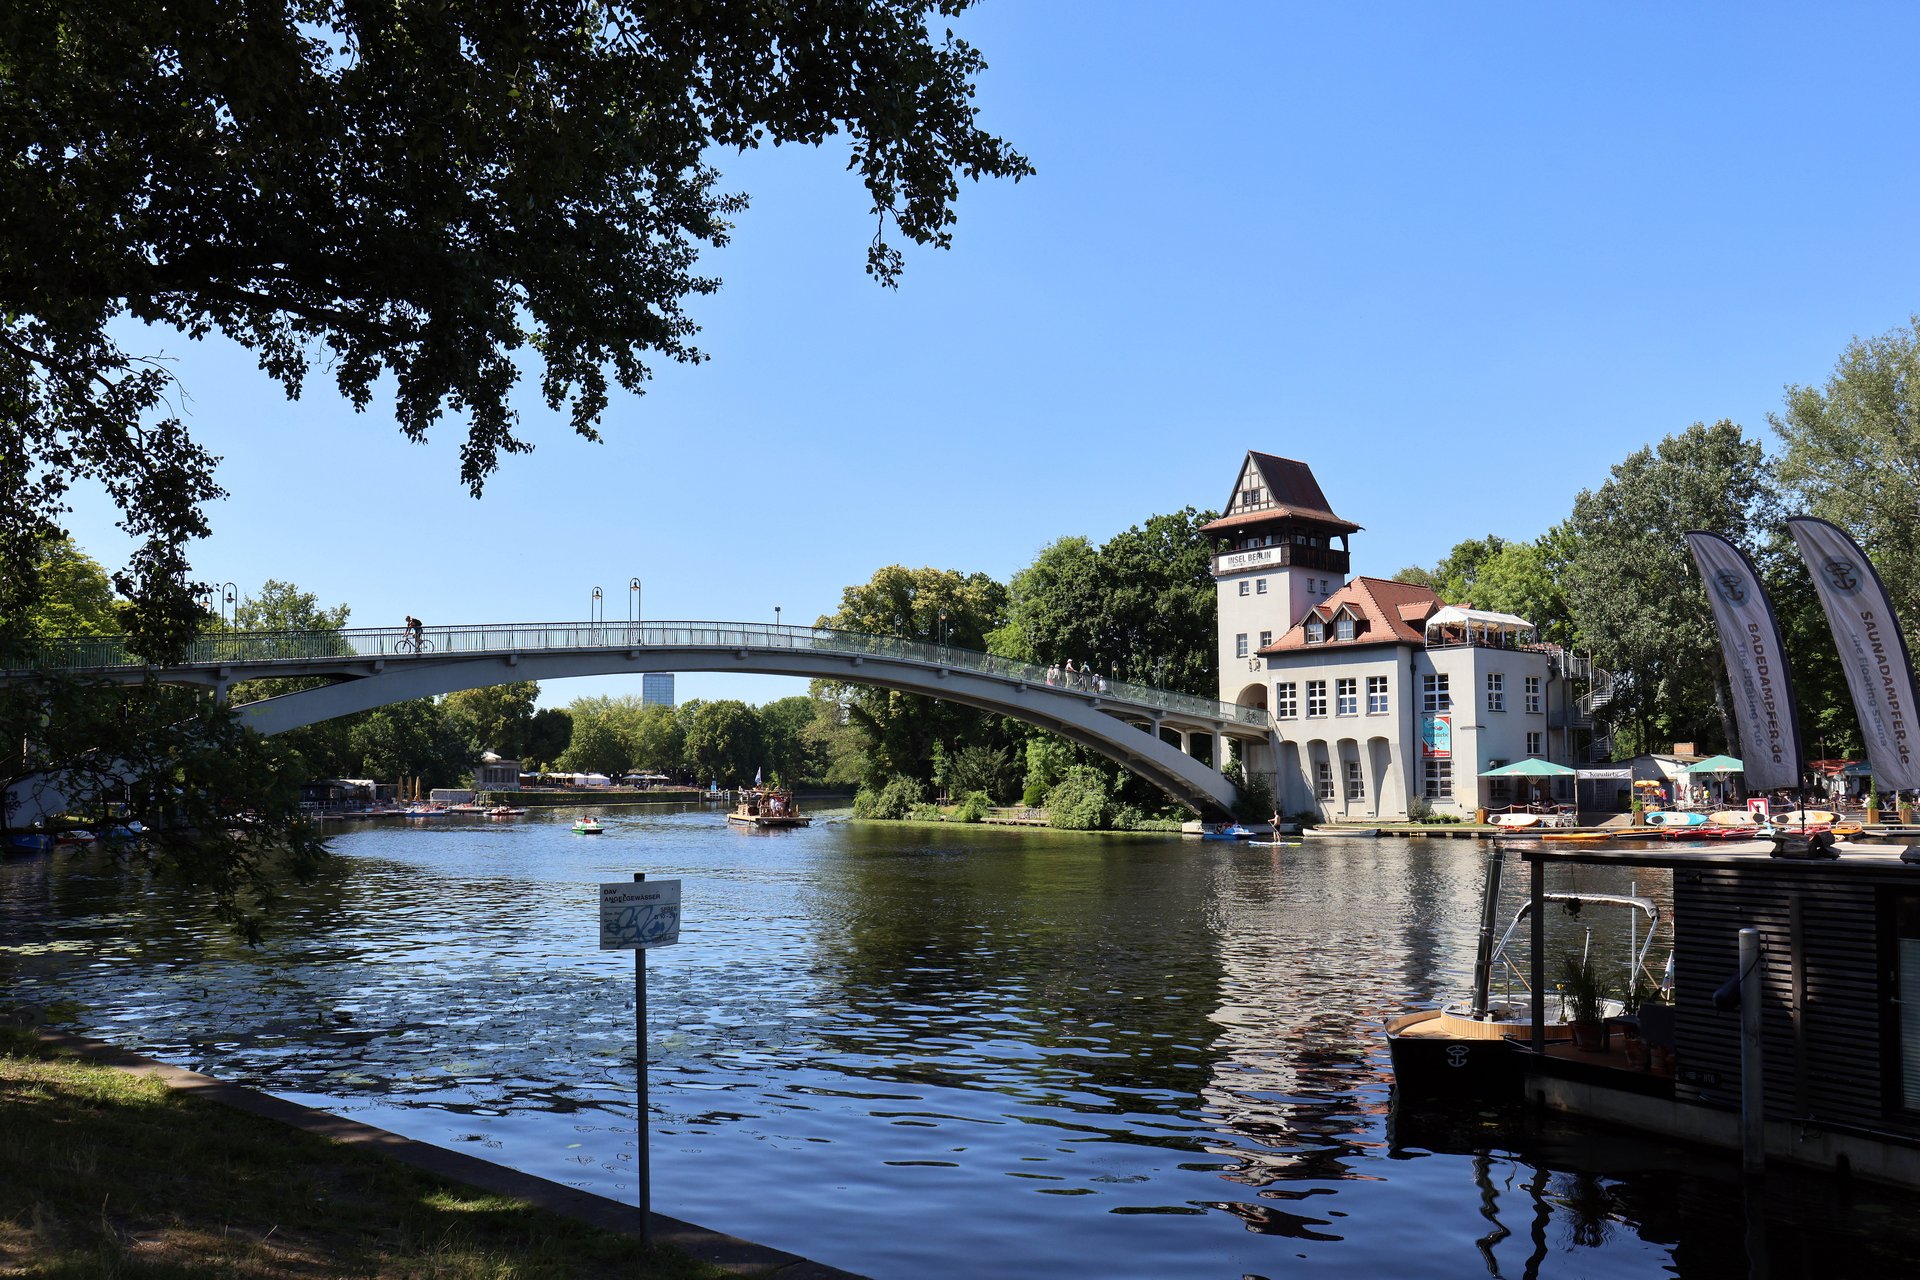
[28,621,1271,730]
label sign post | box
[599,873,683,1243]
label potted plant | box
[1901,790,1914,826]
[1866,779,1881,825]
[1561,952,1609,1051]
[1630,795,1645,826]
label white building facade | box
[1206,451,1580,820]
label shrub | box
[854,774,925,820]
[954,791,990,823]
[1230,772,1274,823]
[1407,795,1432,822]
[1022,777,1049,807]
[907,802,945,822]
[1046,766,1110,830]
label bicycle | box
[395,635,434,654]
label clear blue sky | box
[65,2,1920,708]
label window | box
[1488,760,1509,802]
[1259,630,1273,649]
[1238,581,1249,597]
[1276,682,1298,719]
[1306,619,1326,644]
[1336,677,1358,716]
[1235,633,1249,659]
[1526,731,1543,756]
[1316,761,1334,801]
[1256,578,1268,595]
[1526,675,1541,713]
[1346,760,1365,800]
[1487,672,1505,711]
[1307,680,1328,718]
[1336,615,1355,641]
[1424,757,1452,801]
[1367,675,1389,714]
[1422,673,1451,713]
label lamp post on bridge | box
[219,583,238,628]
[590,586,604,636]
[629,578,642,626]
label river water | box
[5,807,1920,1278]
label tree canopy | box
[0,0,1030,662]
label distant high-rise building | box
[642,673,675,707]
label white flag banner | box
[1787,516,1920,791]
[1685,532,1801,791]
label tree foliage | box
[1773,314,1920,636]
[441,681,540,757]
[1,0,1029,662]
[684,699,765,784]
[1562,420,1775,756]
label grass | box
[0,1027,732,1279]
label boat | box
[54,829,97,846]
[1643,810,1707,827]
[1385,847,1664,1100]
[1540,830,1611,843]
[446,802,490,813]
[488,806,526,818]
[571,817,604,835]
[1303,825,1379,838]
[402,804,448,818]
[726,788,811,828]
[1201,824,1254,841]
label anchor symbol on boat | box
[1445,1045,1469,1069]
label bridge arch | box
[26,621,1272,821]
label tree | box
[21,539,122,641]
[441,682,541,757]
[818,565,1008,784]
[756,695,817,786]
[1408,533,1574,648]
[227,579,355,779]
[1562,421,1775,756]
[555,708,632,777]
[625,703,686,777]
[2,1,1030,663]
[346,698,467,788]
[523,706,574,770]
[684,700,764,784]
[1773,315,1920,635]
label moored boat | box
[726,788,811,828]
[1385,845,1664,1101]
[489,806,526,818]
[1643,810,1707,827]
[1303,825,1378,838]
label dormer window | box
[1335,616,1355,642]
[1306,619,1326,644]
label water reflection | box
[5,815,1920,1278]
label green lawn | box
[0,1027,731,1278]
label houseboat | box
[727,788,810,828]
[1510,839,1920,1190]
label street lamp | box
[774,605,782,630]
[629,577,642,625]
[590,586,604,627]
[939,611,949,647]
[219,582,238,628]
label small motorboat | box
[1303,825,1379,838]
[489,806,527,819]
[571,817,604,835]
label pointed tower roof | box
[1200,451,1362,535]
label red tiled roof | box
[1260,576,1441,653]
[1200,452,1363,535]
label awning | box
[1684,754,1744,774]
[1425,605,1536,632]
[1479,758,1577,778]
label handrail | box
[21,620,1272,730]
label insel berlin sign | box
[599,879,682,949]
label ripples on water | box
[6,809,1920,1278]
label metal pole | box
[633,871,651,1244]
[1529,854,1546,1055]
[1740,926,1765,1179]
[1471,842,1503,1019]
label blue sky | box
[65,2,1920,707]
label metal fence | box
[29,620,1272,730]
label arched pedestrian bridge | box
[26,621,1272,819]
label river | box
[5,806,1919,1278]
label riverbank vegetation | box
[0,1026,721,1278]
